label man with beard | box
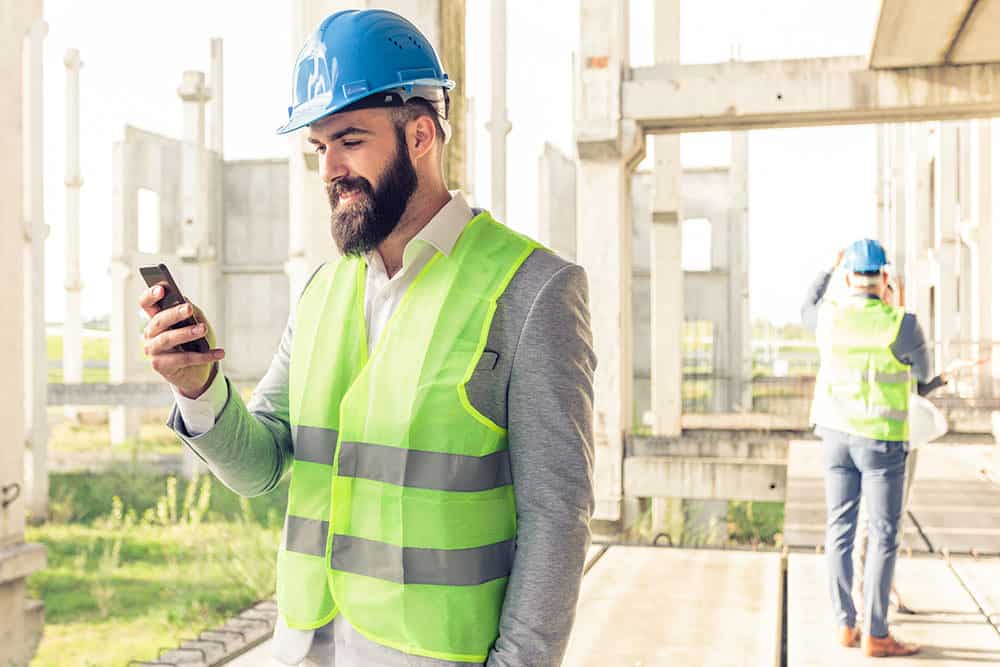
[139,9,596,667]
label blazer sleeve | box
[487,263,597,667]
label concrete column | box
[438,0,465,192]
[486,0,510,220]
[904,123,932,324]
[109,137,143,447]
[2,2,48,663]
[537,143,577,261]
[890,124,908,276]
[970,120,993,395]
[22,19,48,520]
[63,49,84,422]
[876,124,889,240]
[934,123,960,371]
[650,0,682,436]
[177,71,216,477]
[207,38,224,156]
[576,0,641,523]
[727,131,751,411]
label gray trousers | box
[822,434,908,638]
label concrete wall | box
[221,160,290,380]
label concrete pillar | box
[576,0,641,523]
[109,137,143,447]
[649,0,682,436]
[63,49,83,423]
[537,143,577,261]
[438,0,465,192]
[726,132,751,411]
[2,1,47,663]
[890,124,908,275]
[176,71,216,478]
[207,38,224,156]
[486,0,510,220]
[904,123,932,324]
[971,120,993,396]
[934,123,961,372]
[22,19,48,521]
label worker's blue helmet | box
[277,9,455,134]
[844,238,888,274]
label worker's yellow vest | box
[810,297,911,441]
[279,212,539,662]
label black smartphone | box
[138,263,211,354]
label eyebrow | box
[307,126,374,144]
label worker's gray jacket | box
[166,248,597,667]
[801,269,940,444]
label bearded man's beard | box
[327,127,418,256]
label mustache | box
[327,177,373,203]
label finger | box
[145,322,209,356]
[150,348,225,376]
[138,285,165,319]
[145,302,196,340]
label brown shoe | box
[863,633,920,657]
[838,626,860,647]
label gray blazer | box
[167,248,597,666]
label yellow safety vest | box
[279,212,539,662]
[810,297,911,441]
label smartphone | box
[138,263,211,354]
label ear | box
[407,114,438,162]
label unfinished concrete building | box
[576,0,1000,529]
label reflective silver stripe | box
[293,425,339,466]
[874,370,910,384]
[284,515,329,557]
[338,441,512,492]
[823,369,910,385]
[331,535,515,586]
[826,397,907,423]
[874,407,908,421]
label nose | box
[319,148,349,185]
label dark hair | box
[390,97,446,145]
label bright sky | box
[40,0,885,325]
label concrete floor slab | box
[221,640,272,666]
[788,553,1000,666]
[564,547,782,666]
[950,557,1000,621]
[785,442,1000,554]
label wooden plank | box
[564,547,781,666]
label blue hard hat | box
[844,238,888,273]
[277,9,455,134]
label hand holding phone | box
[139,263,224,398]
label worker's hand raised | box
[139,286,225,399]
[831,248,846,272]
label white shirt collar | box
[366,191,474,272]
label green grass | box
[47,334,111,383]
[727,501,785,547]
[47,419,181,456]
[27,471,289,666]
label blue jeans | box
[821,430,908,638]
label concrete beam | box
[868,0,973,69]
[624,57,1000,134]
[624,456,787,502]
[48,383,174,408]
